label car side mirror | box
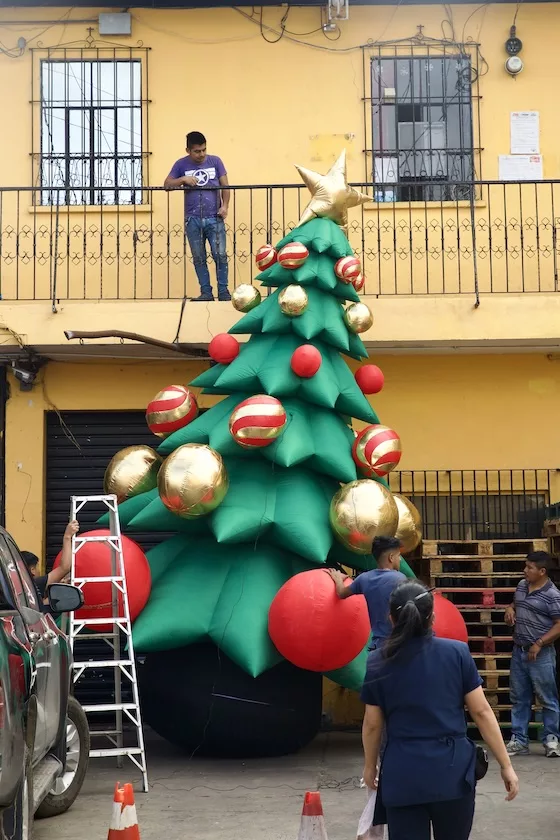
[48,584,84,614]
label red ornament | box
[352,272,365,293]
[146,385,198,438]
[229,395,287,448]
[53,530,151,632]
[209,333,240,365]
[277,242,309,269]
[352,424,402,478]
[355,365,385,395]
[268,570,370,671]
[255,244,277,271]
[433,592,468,644]
[291,345,322,378]
[334,256,361,283]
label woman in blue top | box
[361,581,519,839]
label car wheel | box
[35,696,90,819]
[1,757,32,840]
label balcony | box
[1,181,559,356]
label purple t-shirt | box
[168,154,227,218]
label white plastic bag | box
[357,786,386,840]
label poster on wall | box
[499,154,543,181]
[510,111,540,155]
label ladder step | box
[74,576,125,584]
[82,703,138,712]
[82,703,139,712]
[90,748,143,758]
[72,617,130,626]
[75,536,122,543]
[73,660,133,668]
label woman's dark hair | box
[21,551,39,569]
[385,580,434,660]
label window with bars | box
[371,51,478,202]
[38,55,147,205]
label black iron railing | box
[1,181,560,301]
[389,469,554,541]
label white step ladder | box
[69,494,149,792]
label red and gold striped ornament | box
[229,395,287,449]
[352,424,402,478]
[334,256,361,283]
[277,242,309,269]
[352,272,365,293]
[255,244,278,271]
[146,385,199,439]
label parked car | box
[0,527,90,839]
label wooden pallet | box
[544,519,560,537]
[437,587,515,607]
[478,669,510,690]
[468,636,513,654]
[423,538,548,557]
[429,555,526,576]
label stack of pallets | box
[423,537,548,738]
[544,518,560,558]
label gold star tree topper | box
[295,150,370,229]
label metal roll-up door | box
[45,410,170,565]
[45,410,171,709]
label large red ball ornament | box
[355,365,385,395]
[268,570,370,671]
[229,395,287,448]
[352,424,402,478]
[146,385,199,438]
[209,333,240,365]
[54,530,151,632]
[334,256,361,283]
[277,242,309,269]
[433,592,468,644]
[291,345,322,378]
[255,244,277,271]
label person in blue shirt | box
[328,536,406,651]
[361,580,519,840]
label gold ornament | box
[394,494,423,554]
[158,443,229,518]
[295,150,370,229]
[232,284,261,313]
[104,445,162,504]
[330,479,399,554]
[278,285,309,317]
[344,302,373,334]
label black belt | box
[515,642,536,652]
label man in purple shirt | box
[165,131,231,301]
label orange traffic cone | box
[297,791,329,840]
[108,783,140,840]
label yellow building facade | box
[0,1,558,566]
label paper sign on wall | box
[510,111,540,155]
[499,154,543,181]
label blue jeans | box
[186,215,228,298]
[510,644,560,745]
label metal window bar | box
[388,470,553,541]
[32,47,150,207]
[364,41,482,202]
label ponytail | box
[385,581,434,661]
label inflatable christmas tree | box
[104,152,418,757]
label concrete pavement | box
[34,729,557,840]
